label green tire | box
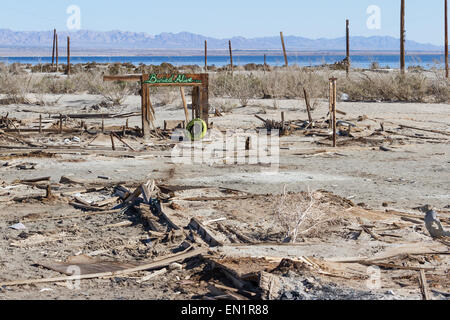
[186,119,207,141]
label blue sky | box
[0,0,446,45]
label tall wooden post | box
[204,40,208,71]
[329,78,337,147]
[67,36,71,76]
[446,0,449,78]
[400,0,406,74]
[180,87,190,123]
[56,33,59,72]
[200,74,209,125]
[280,32,288,67]
[346,19,350,77]
[229,40,234,74]
[51,29,56,67]
[140,74,151,139]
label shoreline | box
[0,48,444,57]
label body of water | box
[0,54,445,69]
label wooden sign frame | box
[103,73,209,139]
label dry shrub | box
[340,73,430,102]
[158,88,177,106]
[274,188,345,243]
[211,73,262,106]
[96,81,131,106]
[274,187,317,243]
[428,70,450,103]
[261,68,330,99]
[0,73,32,104]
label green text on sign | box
[144,74,202,85]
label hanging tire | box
[186,118,207,141]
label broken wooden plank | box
[17,177,51,184]
[93,197,119,207]
[137,268,168,284]
[69,202,113,212]
[189,217,222,247]
[159,204,181,231]
[40,255,137,275]
[399,124,450,137]
[418,270,431,300]
[0,248,206,287]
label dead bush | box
[340,73,430,102]
[97,81,131,106]
[0,73,32,104]
[211,73,262,106]
[274,187,317,243]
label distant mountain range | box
[0,29,442,52]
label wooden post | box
[56,33,59,72]
[46,184,52,199]
[52,29,56,67]
[39,114,42,134]
[200,74,209,125]
[346,19,350,77]
[192,87,199,119]
[67,36,71,76]
[280,32,288,67]
[329,78,337,147]
[59,114,63,134]
[180,87,190,123]
[446,0,449,78]
[400,0,406,74]
[281,112,285,126]
[204,40,208,71]
[110,134,116,151]
[140,75,150,139]
[264,54,267,73]
[229,40,234,74]
[303,88,313,123]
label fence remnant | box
[446,0,449,78]
[55,33,59,72]
[400,0,406,74]
[67,36,71,76]
[52,29,56,67]
[280,32,288,67]
[204,40,208,71]
[346,19,350,77]
[329,78,337,147]
[229,40,234,74]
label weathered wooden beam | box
[67,36,71,76]
[446,0,449,78]
[0,248,206,287]
[400,0,406,74]
[103,75,142,82]
[346,19,350,77]
[52,29,56,67]
[280,32,288,67]
[229,40,234,74]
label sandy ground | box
[0,89,449,300]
